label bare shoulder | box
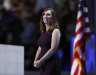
[52,28,61,34]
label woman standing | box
[34,8,61,75]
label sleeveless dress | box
[37,31,61,75]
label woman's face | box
[42,10,54,24]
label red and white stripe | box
[71,7,84,75]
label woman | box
[34,8,61,75]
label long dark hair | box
[40,8,59,32]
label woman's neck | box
[45,24,50,31]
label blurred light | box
[56,49,64,59]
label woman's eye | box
[42,13,45,16]
[46,14,51,16]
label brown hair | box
[40,8,59,32]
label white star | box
[84,27,91,33]
[78,4,81,8]
[85,17,89,23]
[83,7,88,13]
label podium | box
[0,44,24,75]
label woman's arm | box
[34,46,41,61]
[40,28,61,62]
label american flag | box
[71,0,90,75]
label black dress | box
[37,31,61,75]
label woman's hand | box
[33,59,43,68]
